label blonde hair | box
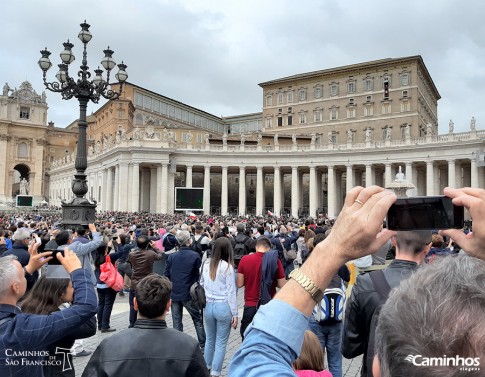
[292,330,325,371]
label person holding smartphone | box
[3,228,40,295]
[0,248,97,377]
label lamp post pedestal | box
[62,202,97,228]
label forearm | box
[275,241,345,317]
[230,300,307,376]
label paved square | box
[74,290,362,377]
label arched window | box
[18,142,28,158]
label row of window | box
[266,73,410,107]
[266,100,411,127]
[134,92,225,133]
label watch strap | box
[289,268,324,303]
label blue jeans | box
[308,317,343,377]
[97,287,117,330]
[171,299,206,350]
[203,302,232,376]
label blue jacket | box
[57,232,102,285]
[270,232,299,267]
[0,268,97,377]
[164,247,201,302]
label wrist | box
[23,265,34,275]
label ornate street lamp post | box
[38,21,128,227]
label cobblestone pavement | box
[74,290,362,377]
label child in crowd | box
[293,330,333,377]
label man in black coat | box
[341,230,432,377]
[82,274,208,377]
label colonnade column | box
[346,164,353,193]
[238,167,246,215]
[447,160,456,188]
[118,163,129,211]
[471,158,478,188]
[0,136,7,200]
[291,167,299,217]
[106,168,113,211]
[365,164,373,187]
[132,163,140,212]
[309,166,317,217]
[327,165,336,218]
[405,162,413,185]
[385,162,392,187]
[156,165,162,213]
[161,164,168,213]
[256,166,264,216]
[167,170,175,214]
[113,165,119,211]
[273,167,282,216]
[150,167,157,213]
[426,160,434,196]
[221,166,228,216]
[203,166,211,215]
[186,165,193,188]
[101,169,108,211]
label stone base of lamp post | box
[62,202,97,229]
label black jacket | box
[3,241,38,291]
[81,319,208,377]
[341,259,419,376]
[44,316,96,377]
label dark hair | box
[76,227,86,236]
[119,233,127,245]
[21,275,71,315]
[395,231,432,255]
[55,231,71,246]
[94,243,108,268]
[255,236,271,250]
[195,224,204,233]
[210,237,234,280]
[137,235,150,249]
[135,274,172,319]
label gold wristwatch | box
[289,269,324,303]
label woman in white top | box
[200,237,238,377]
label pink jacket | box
[295,370,332,377]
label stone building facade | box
[0,81,78,204]
[47,56,485,217]
[3,56,484,216]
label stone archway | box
[12,164,30,196]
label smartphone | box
[45,248,64,265]
[387,196,464,231]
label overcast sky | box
[2,0,484,134]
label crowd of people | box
[0,185,484,377]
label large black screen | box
[17,195,33,207]
[175,188,204,211]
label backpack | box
[365,270,392,377]
[191,235,206,257]
[313,275,346,323]
[233,238,247,261]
